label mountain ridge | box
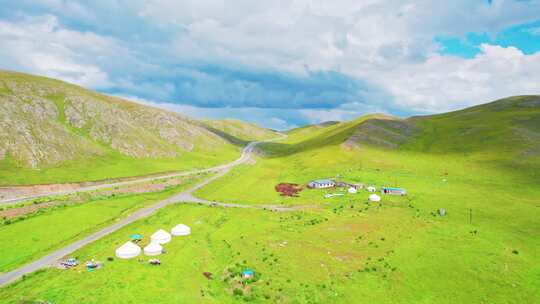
[0,70,276,185]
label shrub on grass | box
[233,288,244,296]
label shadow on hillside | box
[201,126,250,147]
[260,122,360,158]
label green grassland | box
[0,201,537,303]
[0,146,238,186]
[203,119,282,145]
[0,96,538,303]
[188,96,540,302]
[0,173,209,273]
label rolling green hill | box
[1,84,539,302]
[203,119,282,145]
[266,96,540,166]
[0,71,276,185]
[188,96,540,302]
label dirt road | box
[0,138,290,287]
[0,140,258,206]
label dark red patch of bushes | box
[275,183,303,197]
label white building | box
[308,179,336,189]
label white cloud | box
[0,15,123,88]
[112,94,301,130]
[1,1,539,125]
[369,44,540,112]
[133,0,540,113]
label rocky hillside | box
[0,70,235,169]
[0,70,290,185]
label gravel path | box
[0,138,293,287]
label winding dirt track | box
[0,143,253,206]
[0,137,298,287]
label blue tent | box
[242,269,254,278]
[130,234,142,240]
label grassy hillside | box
[0,71,243,185]
[1,91,539,302]
[0,173,209,273]
[405,95,540,163]
[187,96,540,302]
[203,119,282,145]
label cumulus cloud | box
[114,94,302,130]
[370,44,540,112]
[0,15,117,88]
[0,1,539,128]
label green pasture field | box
[188,118,540,303]
[0,173,209,273]
[0,200,537,303]
[0,145,239,186]
[1,97,539,303]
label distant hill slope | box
[0,70,254,185]
[269,96,540,162]
[405,95,540,157]
[203,119,281,145]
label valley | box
[0,72,539,303]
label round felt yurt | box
[143,242,163,256]
[151,229,171,244]
[369,194,381,202]
[348,187,357,194]
[367,186,376,192]
[171,224,191,236]
[115,241,141,259]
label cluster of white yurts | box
[115,224,191,259]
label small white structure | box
[171,224,191,236]
[115,241,141,259]
[381,187,407,196]
[369,194,381,202]
[348,187,357,194]
[367,186,376,192]
[308,179,336,189]
[151,229,172,244]
[143,242,163,256]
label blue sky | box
[437,19,540,58]
[0,1,539,129]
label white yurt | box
[171,224,191,236]
[347,187,357,194]
[151,229,171,244]
[369,194,381,202]
[367,186,376,192]
[115,241,141,259]
[143,242,163,256]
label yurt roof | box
[117,241,141,254]
[369,194,381,201]
[144,242,162,251]
[172,224,190,231]
[152,229,171,239]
